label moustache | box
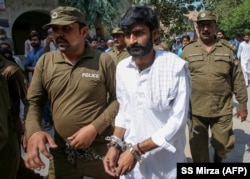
[127,43,143,50]
[202,31,210,35]
[55,37,67,43]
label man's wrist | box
[129,145,143,165]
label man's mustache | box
[55,37,67,43]
[127,43,143,49]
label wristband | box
[137,143,145,154]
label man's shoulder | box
[219,39,235,51]
[107,47,116,54]
[180,40,196,51]
[0,57,21,75]
[184,40,197,48]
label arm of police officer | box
[237,109,248,122]
[24,55,57,170]
[25,131,57,170]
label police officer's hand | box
[21,130,28,152]
[67,124,97,149]
[24,131,57,170]
[237,109,248,122]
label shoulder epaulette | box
[220,39,236,51]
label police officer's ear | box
[80,26,89,36]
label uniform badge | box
[51,12,58,19]
[200,13,206,17]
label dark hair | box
[0,48,16,64]
[119,6,159,33]
[28,28,38,34]
[217,29,226,35]
[29,33,42,41]
[78,22,87,29]
[181,35,190,41]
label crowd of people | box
[0,4,249,179]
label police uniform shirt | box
[25,45,118,139]
[181,38,247,117]
[108,47,130,66]
[0,56,27,122]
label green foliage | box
[131,0,198,43]
[58,0,250,41]
[58,0,130,31]
[218,0,250,38]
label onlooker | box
[0,55,43,178]
[0,55,27,145]
[24,28,44,58]
[24,6,118,179]
[44,27,57,53]
[103,6,191,178]
[181,11,248,163]
[177,35,190,57]
[93,27,105,42]
[24,33,52,131]
[171,39,182,54]
[153,38,169,51]
[90,38,98,49]
[0,42,24,70]
[0,41,26,146]
[216,29,226,39]
[85,33,92,45]
[0,74,20,179]
[108,27,130,66]
[24,33,44,74]
[97,38,108,52]
[0,26,14,52]
[230,34,242,56]
[153,31,169,51]
[105,39,114,52]
[237,33,250,86]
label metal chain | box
[65,141,104,165]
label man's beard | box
[31,43,40,48]
[126,36,153,57]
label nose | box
[126,34,138,44]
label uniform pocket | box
[188,54,204,72]
[214,54,231,74]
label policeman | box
[0,74,20,179]
[108,27,130,66]
[181,11,248,163]
[24,6,118,179]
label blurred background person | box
[216,29,227,40]
[44,27,57,53]
[24,28,44,58]
[177,35,190,57]
[105,39,114,52]
[0,26,14,53]
[108,27,129,66]
[237,33,250,86]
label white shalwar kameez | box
[237,41,250,86]
[115,50,191,179]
